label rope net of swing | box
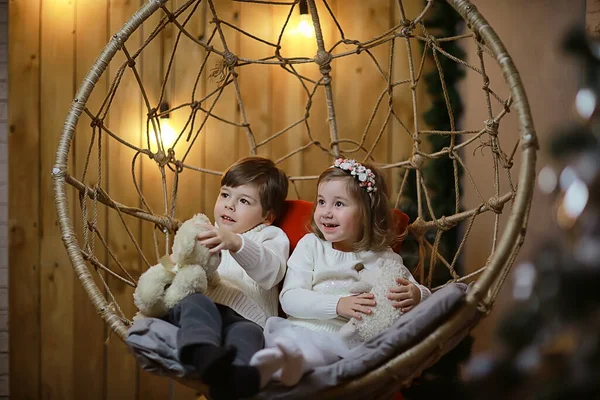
[53,0,536,337]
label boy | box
[165,156,289,399]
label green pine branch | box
[399,0,465,284]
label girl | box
[249,158,431,388]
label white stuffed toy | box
[133,213,221,319]
[339,257,413,348]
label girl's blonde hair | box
[310,161,396,252]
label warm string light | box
[296,0,314,39]
[158,118,177,150]
[151,4,314,153]
[150,102,178,151]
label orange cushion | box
[274,200,313,254]
[274,199,409,254]
[391,207,410,254]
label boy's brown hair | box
[310,161,395,252]
[221,156,289,220]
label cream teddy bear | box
[133,213,221,319]
[339,257,413,348]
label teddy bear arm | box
[348,281,373,294]
[163,265,208,309]
[133,264,175,318]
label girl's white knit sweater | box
[280,233,430,333]
[206,224,289,328]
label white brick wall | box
[0,0,8,397]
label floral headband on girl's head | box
[332,158,377,193]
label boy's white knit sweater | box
[280,233,430,334]
[206,223,289,328]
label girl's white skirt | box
[263,317,350,370]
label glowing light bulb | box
[297,14,314,38]
[150,118,178,151]
[159,118,177,149]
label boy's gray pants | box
[165,293,265,367]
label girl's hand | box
[336,293,376,320]
[196,224,243,254]
[388,277,421,313]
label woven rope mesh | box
[55,0,533,330]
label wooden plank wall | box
[73,2,108,399]
[9,1,41,399]
[8,0,419,398]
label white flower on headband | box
[332,158,377,192]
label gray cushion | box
[256,283,470,399]
[126,317,197,379]
[126,283,470,397]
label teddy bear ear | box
[192,213,210,224]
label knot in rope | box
[275,49,286,65]
[427,35,439,48]
[154,149,170,167]
[315,50,332,74]
[81,248,92,260]
[90,117,102,128]
[443,146,458,160]
[400,24,413,37]
[409,154,425,169]
[437,216,456,231]
[223,51,238,68]
[85,219,98,232]
[487,196,504,214]
[160,216,181,234]
[173,160,184,173]
[485,119,499,136]
[51,167,66,178]
[171,150,184,173]
[409,217,428,238]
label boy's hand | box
[336,293,376,320]
[388,277,421,313]
[196,223,243,254]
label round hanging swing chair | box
[53,0,537,398]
